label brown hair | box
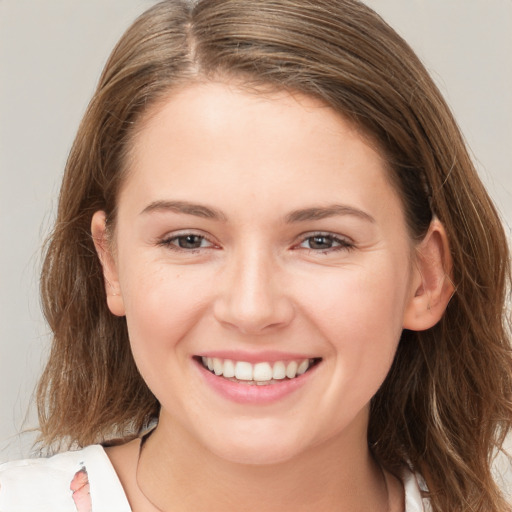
[38,1,512,510]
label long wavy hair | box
[38,1,512,510]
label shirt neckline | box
[88,444,426,511]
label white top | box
[0,445,430,511]
[0,445,130,512]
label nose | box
[213,247,295,335]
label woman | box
[1,0,511,511]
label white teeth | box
[297,359,309,375]
[272,361,286,380]
[213,358,223,376]
[200,357,317,382]
[286,360,298,379]
[235,361,253,381]
[253,362,273,381]
[223,359,235,378]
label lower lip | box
[194,359,318,404]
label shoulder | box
[0,445,131,511]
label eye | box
[174,234,208,249]
[298,233,353,252]
[159,232,215,251]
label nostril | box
[212,295,295,334]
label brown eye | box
[160,233,214,251]
[175,235,205,249]
[307,235,334,250]
[297,233,353,252]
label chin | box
[199,424,312,466]
[212,443,301,466]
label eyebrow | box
[140,200,228,221]
[140,200,374,224]
[285,204,375,224]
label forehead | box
[127,80,385,171]
[118,81,404,227]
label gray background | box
[1,0,511,470]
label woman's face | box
[97,82,423,464]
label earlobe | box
[91,211,126,317]
[402,219,454,331]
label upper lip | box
[195,350,320,364]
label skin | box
[93,81,452,511]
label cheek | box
[300,258,411,341]
[295,255,411,396]
[119,262,212,368]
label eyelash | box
[294,232,354,253]
[158,231,354,254]
[158,232,216,252]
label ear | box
[91,210,126,317]
[403,219,454,331]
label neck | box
[136,415,390,512]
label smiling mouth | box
[196,356,321,386]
